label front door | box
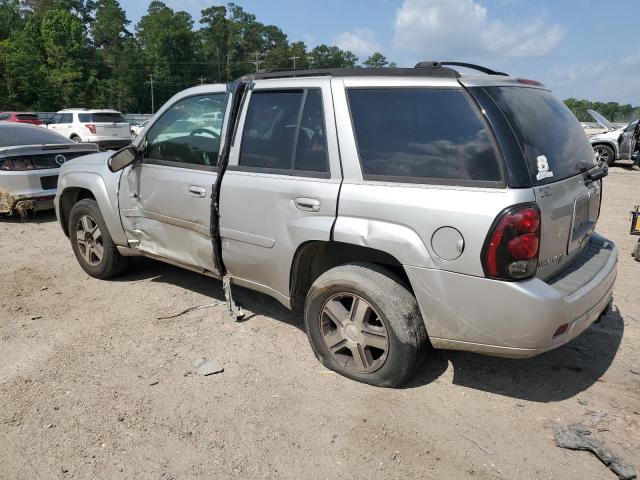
[218,78,342,304]
[620,119,638,160]
[118,88,230,274]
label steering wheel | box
[190,128,219,140]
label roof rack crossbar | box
[414,61,509,77]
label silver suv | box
[54,63,617,387]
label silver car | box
[588,109,638,165]
[0,123,97,215]
[55,63,617,387]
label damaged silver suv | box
[55,62,617,387]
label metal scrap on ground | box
[554,423,636,480]
[156,301,225,320]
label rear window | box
[485,87,595,185]
[16,114,39,120]
[0,124,70,146]
[83,113,128,123]
[347,88,502,185]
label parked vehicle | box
[588,109,639,165]
[47,109,132,150]
[0,111,44,126]
[130,120,148,137]
[0,124,98,215]
[55,63,617,387]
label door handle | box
[294,197,321,212]
[188,185,207,198]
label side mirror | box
[108,146,139,172]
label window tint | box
[239,89,328,174]
[78,114,91,122]
[146,93,227,167]
[348,89,501,184]
[91,113,128,123]
[0,124,71,146]
[16,114,38,120]
[60,114,72,123]
[486,87,595,185]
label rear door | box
[219,77,341,302]
[483,86,600,279]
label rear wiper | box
[587,162,608,182]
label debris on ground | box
[157,301,225,320]
[554,423,636,480]
[194,357,224,376]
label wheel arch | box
[591,140,618,160]
[289,240,412,312]
[57,172,127,245]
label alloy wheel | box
[75,215,104,266]
[320,293,389,373]
[594,147,610,163]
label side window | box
[0,113,10,121]
[145,93,228,168]
[78,113,91,122]
[347,88,502,184]
[60,113,73,124]
[239,89,329,175]
[627,120,638,132]
[50,114,61,124]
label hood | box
[64,151,112,166]
[587,109,616,131]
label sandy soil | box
[1,166,639,479]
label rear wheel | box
[71,135,82,143]
[68,199,130,279]
[593,144,615,165]
[304,263,428,387]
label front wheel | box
[304,263,428,387]
[68,199,130,279]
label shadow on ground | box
[116,256,623,403]
[0,210,57,224]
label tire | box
[593,144,615,166]
[304,262,428,388]
[68,199,130,279]
[71,136,82,143]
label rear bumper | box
[406,233,617,358]
[0,169,59,214]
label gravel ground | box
[1,166,639,479]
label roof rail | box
[237,65,460,82]
[415,61,509,76]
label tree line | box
[564,98,640,124]
[1,1,637,119]
[0,0,395,113]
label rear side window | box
[485,87,595,185]
[239,89,329,175]
[16,114,38,121]
[78,114,91,122]
[347,88,502,185]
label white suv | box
[47,109,132,150]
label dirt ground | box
[1,166,639,480]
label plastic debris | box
[194,357,224,376]
[554,423,636,480]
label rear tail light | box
[85,123,96,134]
[0,157,36,171]
[482,204,541,280]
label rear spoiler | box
[0,142,99,156]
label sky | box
[120,0,640,105]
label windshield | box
[0,124,71,147]
[486,87,595,185]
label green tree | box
[363,52,388,68]
[308,44,357,68]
